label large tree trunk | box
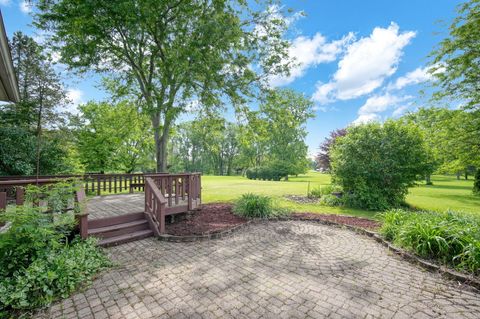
[152,113,171,173]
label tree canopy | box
[34,0,293,171]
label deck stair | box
[88,212,154,247]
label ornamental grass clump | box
[380,209,480,274]
[233,193,288,218]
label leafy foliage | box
[0,181,110,314]
[233,193,288,218]
[315,128,347,172]
[35,0,293,171]
[331,121,430,210]
[0,32,71,176]
[74,101,154,173]
[429,0,480,110]
[381,209,480,274]
[245,162,291,181]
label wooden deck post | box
[96,176,101,196]
[0,192,6,210]
[75,186,89,239]
[188,174,193,210]
[15,187,24,205]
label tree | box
[429,0,480,110]
[35,0,292,172]
[75,101,154,173]
[403,107,480,181]
[315,128,347,172]
[0,32,70,175]
[331,120,430,210]
[246,88,314,180]
[170,117,241,175]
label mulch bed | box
[165,203,380,236]
[290,213,381,230]
[165,204,247,236]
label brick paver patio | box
[39,220,480,318]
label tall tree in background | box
[429,0,480,110]
[258,88,314,179]
[315,128,347,172]
[75,101,154,173]
[35,0,293,172]
[0,32,69,175]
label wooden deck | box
[0,172,202,246]
[87,193,189,219]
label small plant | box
[308,184,342,199]
[380,209,480,274]
[319,194,344,206]
[233,193,288,218]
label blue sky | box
[0,0,462,156]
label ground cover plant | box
[0,182,110,317]
[381,209,480,274]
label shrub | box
[331,121,430,210]
[0,237,110,313]
[308,184,342,199]
[380,209,480,274]
[0,180,110,315]
[319,194,344,206]
[246,166,284,181]
[233,193,288,218]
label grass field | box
[202,172,480,219]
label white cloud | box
[353,113,381,125]
[19,1,31,13]
[269,32,354,86]
[389,66,431,90]
[354,93,412,124]
[358,93,408,115]
[313,22,416,104]
[392,104,411,117]
[0,0,11,6]
[67,88,84,113]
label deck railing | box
[0,177,89,238]
[1,172,202,237]
[0,172,175,203]
[144,173,202,234]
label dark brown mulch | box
[165,204,247,236]
[290,213,381,230]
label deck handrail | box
[144,177,167,234]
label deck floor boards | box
[87,194,188,220]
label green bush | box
[233,193,288,218]
[331,121,430,210]
[380,209,480,274]
[319,194,344,206]
[308,184,342,199]
[0,237,109,313]
[0,181,110,315]
[245,163,288,181]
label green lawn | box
[202,172,480,219]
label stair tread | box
[88,219,148,235]
[98,229,153,247]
